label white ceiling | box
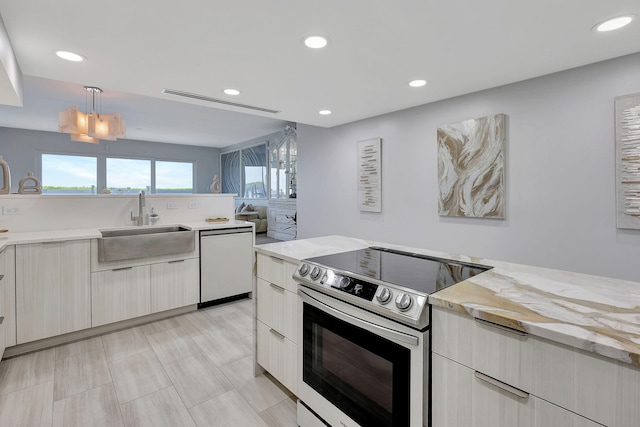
[1,0,639,147]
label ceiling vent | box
[161,88,280,114]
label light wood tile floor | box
[0,298,297,427]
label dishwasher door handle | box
[200,227,252,237]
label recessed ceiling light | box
[304,36,328,49]
[409,79,428,88]
[594,15,635,32]
[223,88,241,96]
[55,50,86,62]
[319,110,332,115]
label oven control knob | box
[353,284,363,296]
[310,267,322,280]
[338,277,351,289]
[376,287,393,304]
[298,263,310,277]
[395,293,413,311]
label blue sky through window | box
[42,154,96,187]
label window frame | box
[220,141,269,200]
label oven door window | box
[303,302,410,427]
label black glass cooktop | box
[306,246,492,295]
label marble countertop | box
[0,220,253,251]
[255,235,640,367]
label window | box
[221,151,241,194]
[106,158,151,194]
[41,154,97,194]
[156,161,193,193]
[242,145,267,198]
[221,143,267,199]
[40,154,194,194]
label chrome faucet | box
[130,190,146,225]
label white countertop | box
[0,220,253,251]
[254,235,640,368]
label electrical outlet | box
[167,202,178,209]
[2,206,22,215]
[188,202,199,209]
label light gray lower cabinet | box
[89,237,200,328]
[150,258,199,313]
[91,265,151,327]
[431,306,639,427]
[255,253,298,394]
[0,246,7,358]
[15,240,91,344]
[1,246,16,348]
[432,353,602,427]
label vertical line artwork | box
[615,93,640,229]
[357,138,382,212]
[437,114,506,219]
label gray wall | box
[0,127,219,193]
[297,52,640,282]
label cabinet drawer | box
[432,353,603,427]
[150,258,199,313]
[257,320,297,394]
[91,265,151,327]
[432,306,636,426]
[256,253,298,292]
[256,278,297,342]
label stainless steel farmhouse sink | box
[98,226,195,262]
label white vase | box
[210,175,221,193]
[0,155,11,194]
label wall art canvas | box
[615,93,640,229]
[357,138,382,212]
[438,113,506,218]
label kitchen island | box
[254,235,640,427]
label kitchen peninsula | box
[0,193,255,358]
[254,235,640,427]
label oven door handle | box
[298,289,419,346]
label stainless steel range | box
[294,246,491,427]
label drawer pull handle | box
[43,240,67,244]
[474,371,529,399]
[269,283,285,291]
[475,317,528,337]
[112,267,133,272]
[168,259,185,264]
[269,255,283,262]
[269,328,285,339]
[0,274,3,281]
[0,316,4,325]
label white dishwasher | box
[199,226,253,308]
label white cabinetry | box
[267,199,297,241]
[431,306,639,427]
[90,238,199,328]
[255,252,298,394]
[91,265,151,327]
[0,246,8,358]
[151,258,199,312]
[15,240,91,344]
[1,246,15,348]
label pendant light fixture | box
[58,86,126,144]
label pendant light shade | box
[58,87,125,143]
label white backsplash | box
[0,194,236,232]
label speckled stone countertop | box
[255,235,640,367]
